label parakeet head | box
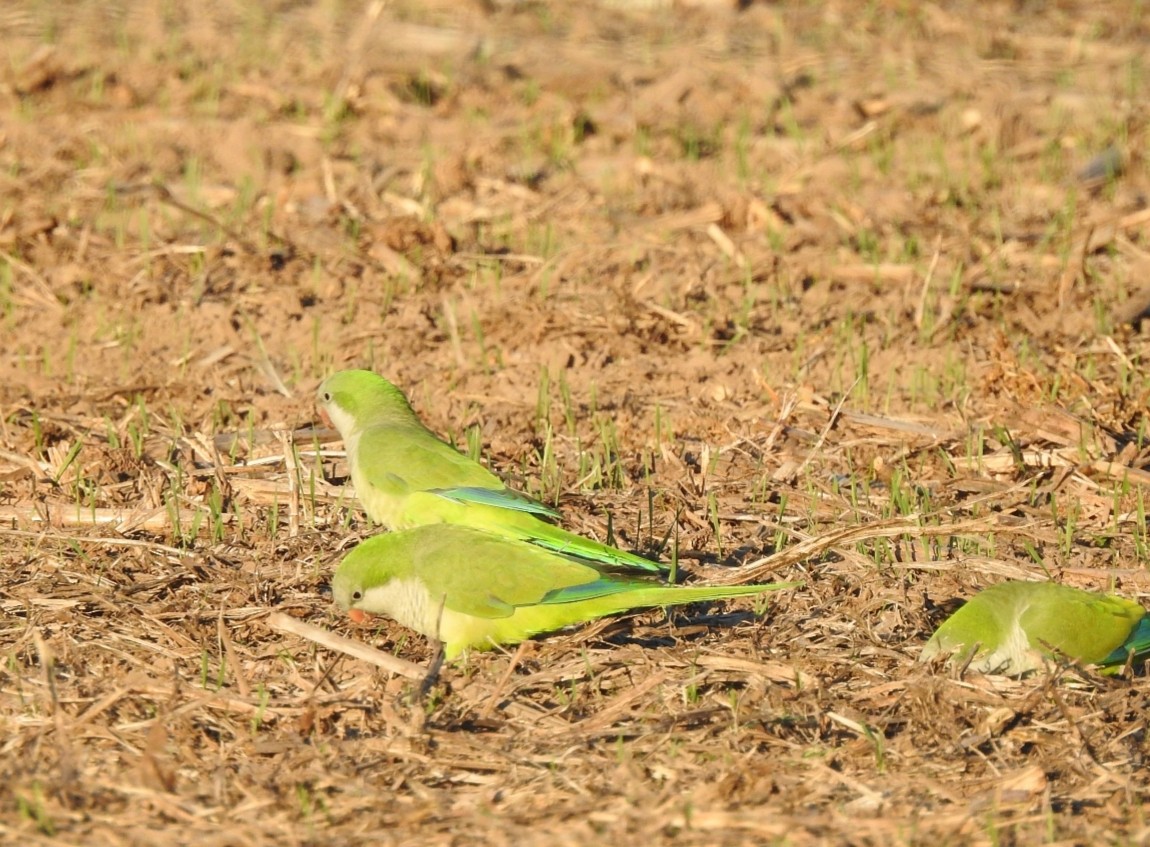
[316,369,414,436]
[330,565,371,623]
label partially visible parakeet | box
[332,524,795,660]
[317,369,665,574]
[920,580,1150,676]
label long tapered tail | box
[601,583,794,610]
[481,581,796,655]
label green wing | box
[1018,585,1145,665]
[356,427,558,517]
[431,485,560,518]
[411,527,645,619]
[357,426,503,491]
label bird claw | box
[417,641,446,698]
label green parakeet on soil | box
[317,369,665,574]
[332,524,795,659]
[920,580,1150,676]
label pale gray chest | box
[362,576,442,638]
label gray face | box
[319,394,356,438]
[330,569,358,611]
[315,375,335,409]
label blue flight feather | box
[431,485,562,518]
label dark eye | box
[321,391,332,403]
[352,590,362,600]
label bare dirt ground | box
[3,1,1150,844]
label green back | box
[356,425,506,495]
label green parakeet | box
[317,369,665,574]
[920,580,1150,676]
[332,524,795,659]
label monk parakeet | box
[317,369,665,574]
[332,524,795,660]
[920,580,1150,676]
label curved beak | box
[348,608,369,624]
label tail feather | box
[1101,617,1150,670]
[522,522,668,574]
[588,583,791,610]
[489,582,795,651]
